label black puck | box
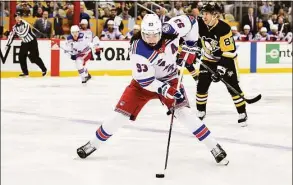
[156,174,165,178]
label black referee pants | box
[19,39,47,74]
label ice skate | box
[82,74,92,84]
[238,112,248,127]
[211,144,229,165]
[77,141,96,159]
[197,111,206,121]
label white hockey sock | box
[75,59,88,81]
[175,108,218,151]
[90,112,130,148]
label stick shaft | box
[164,58,187,170]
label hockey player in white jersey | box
[79,19,93,39]
[77,14,228,164]
[64,25,100,83]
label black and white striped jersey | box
[6,20,36,46]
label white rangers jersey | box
[101,28,124,40]
[254,33,269,41]
[65,32,92,57]
[65,32,99,59]
[129,15,198,93]
[80,29,93,40]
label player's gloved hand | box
[158,83,185,103]
[178,44,197,66]
[211,66,226,82]
[71,55,77,60]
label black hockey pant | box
[196,60,246,114]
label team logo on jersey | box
[162,24,171,32]
[201,36,220,55]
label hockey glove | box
[178,45,198,66]
[158,83,185,104]
[211,66,227,82]
[71,55,77,60]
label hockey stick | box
[195,58,262,104]
[157,57,187,178]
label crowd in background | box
[0,1,292,42]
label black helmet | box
[202,2,221,13]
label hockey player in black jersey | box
[192,3,248,126]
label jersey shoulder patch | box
[162,23,176,35]
[131,39,159,64]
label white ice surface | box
[1,74,292,185]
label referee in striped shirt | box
[6,12,47,77]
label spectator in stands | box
[159,8,170,23]
[260,2,273,16]
[101,7,111,20]
[155,8,160,17]
[35,7,43,18]
[42,1,54,16]
[231,26,241,41]
[33,2,44,17]
[240,25,253,41]
[104,8,124,32]
[1,6,9,17]
[242,7,257,35]
[191,8,200,19]
[33,11,52,38]
[277,16,290,35]
[66,4,74,27]
[267,14,278,27]
[278,8,286,19]
[268,24,284,41]
[20,2,32,17]
[254,27,270,41]
[80,5,90,29]
[101,20,124,40]
[53,9,64,39]
[125,24,140,40]
[137,9,147,21]
[16,2,30,16]
[173,2,185,16]
[273,2,282,15]
[119,7,132,20]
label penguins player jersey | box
[129,15,199,93]
[198,18,237,62]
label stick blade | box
[156,174,165,178]
[246,94,262,104]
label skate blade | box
[219,158,229,166]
